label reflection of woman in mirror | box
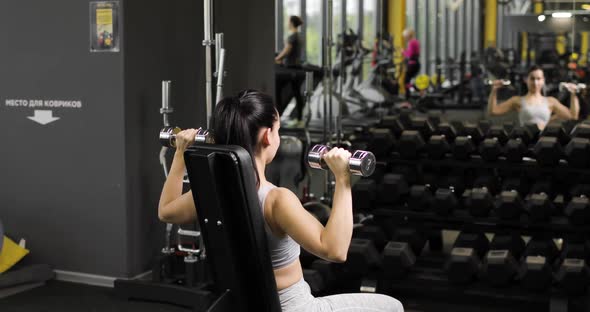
[488,65,579,130]
[402,28,420,95]
[275,16,305,127]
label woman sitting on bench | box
[158,90,404,312]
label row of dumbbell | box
[353,175,590,224]
[303,225,590,296]
[372,115,590,167]
[300,226,434,295]
[447,232,590,295]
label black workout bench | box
[183,144,282,312]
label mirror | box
[273,0,589,133]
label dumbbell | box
[446,231,489,284]
[307,145,376,177]
[570,123,590,140]
[565,195,590,225]
[159,127,214,147]
[479,125,511,162]
[482,234,525,286]
[465,187,494,217]
[433,187,459,216]
[555,242,590,296]
[542,122,572,146]
[559,82,587,93]
[525,192,557,222]
[565,137,590,168]
[519,237,559,291]
[452,123,484,160]
[485,79,511,86]
[338,237,382,290]
[426,122,458,160]
[495,190,525,220]
[352,178,377,211]
[379,115,405,138]
[366,128,395,158]
[533,137,564,166]
[382,241,416,279]
[377,174,409,204]
[391,228,427,257]
[407,185,434,211]
[399,130,426,159]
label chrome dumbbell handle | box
[307,144,376,177]
[485,79,511,86]
[159,127,214,148]
[559,82,587,93]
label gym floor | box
[0,280,525,312]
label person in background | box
[275,16,305,128]
[402,28,420,96]
[488,65,580,130]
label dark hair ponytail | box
[290,15,303,28]
[211,90,278,187]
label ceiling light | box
[538,14,546,22]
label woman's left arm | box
[549,92,579,120]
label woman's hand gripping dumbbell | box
[307,145,376,177]
[159,127,214,148]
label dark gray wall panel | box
[0,0,127,276]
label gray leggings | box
[278,278,404,312]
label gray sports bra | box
[518,96,551,126]
[258,183,301,269]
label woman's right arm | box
[158,129,199,224]
[488,80,517,116]
[270,148,353,263]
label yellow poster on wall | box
[90,1,120,52]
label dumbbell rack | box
[364,150,590,312]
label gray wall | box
[0,0,274,278]
[0,0,127,276]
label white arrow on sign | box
[27,110,60,125]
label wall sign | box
[90,1,120,52]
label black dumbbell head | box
[564,196,590,225]
[483,249,519,286]
[534,137,563,167]
[352,179,376,211]
[427,135,451,159]
[542,122,570,145]
[410,117,435,140]
[367,128,395,158]
[520,255,553,291]
[454,232,490,259]
[377,174,409,204]
[487,125,509,145]
[555,258,590,296]
[505,138,527,163]
[526,193,555,222]
[480,138,502,162]
[382,241,417,279]
[408,185,433,211]
[565,138,590,168]
[467,187,494,217]
[379,116,405,138]
[434,188,458,216]
[523,237,560,263]
[496,191,524,220]
[446,247,481,284]
[571,123,590,140]
[399,130,425,159]
[436,122,457,142]
[490,234,526,259]
[453,136,475,160]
